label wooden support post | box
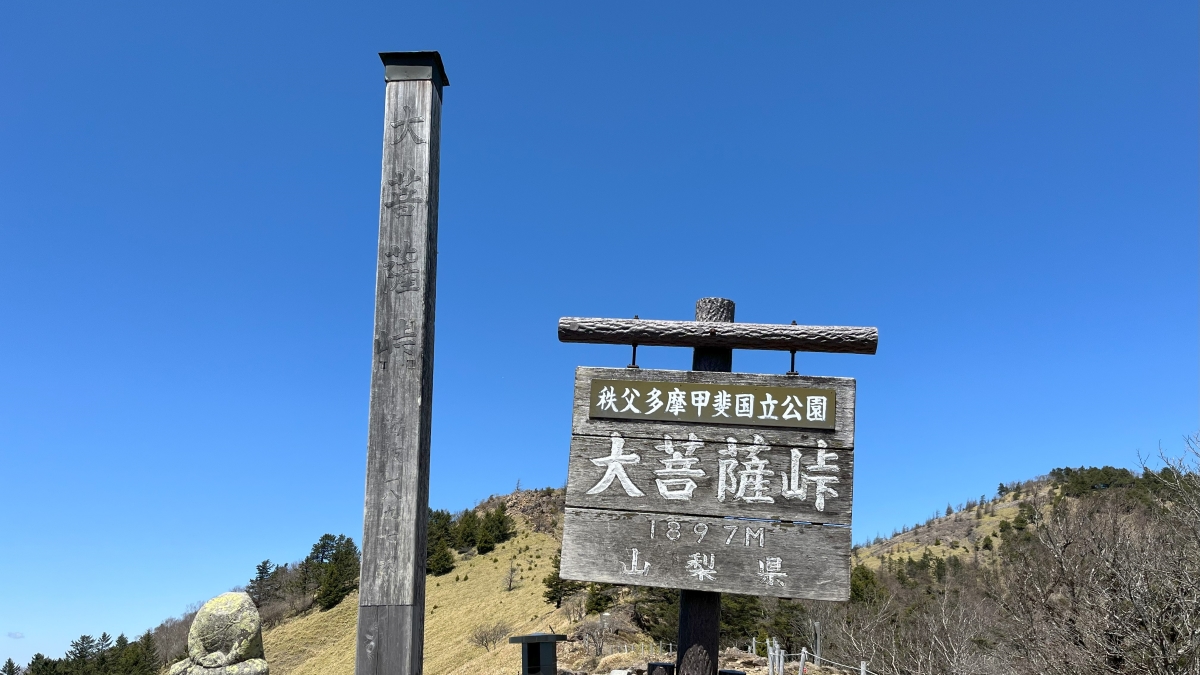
[677,297,734,675]
[813,621,821,667]
[356,51,448,675]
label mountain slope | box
[262,521,569,675]
[852,482,1045,571]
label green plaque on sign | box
[589,378,837,430]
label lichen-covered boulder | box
[167,592,268,675]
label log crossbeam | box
[558,317,878,355]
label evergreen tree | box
[136,632,158,671]
[428,509,454,545]
[426,540,455,576]
[476,526,495,555]
[426,509,456,576]
[541,553,583,608]
[630,586,678,643]
[25,654,59,675]
[480,504,513,545]
[766,600,808,652]
[67,635,97,665]
[849,564,886,604]
[293,557,321,596]
[584,583,615,614]
[308,534,338,565]
[316,535,360,609]
[113,633,156,675]
[719,594,762,646]
[93,632,113,674]
[426,519,455,576]
[454,509,479,550]
[247,560,278,606]
[2,658,19,675]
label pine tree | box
[316,535,360,610]
[454,509,479,550]
[308,534,338,565]
[67,635,97,664]
[25,654,58,675]
[849,564,886,604]
[94,632,114,674]
[476,526,495,555]
[427,538,455,576]
[136,631,158,672]
[766,599,808,653]
[584,583,615,614]
[428,509,454,545]
[719,594,763,646]
[541,552,583,608]
[293,557,321,596]
[114,634,157,675]
[426,509,456,576]
[268,562,290,602]
[247,560,277,606]
[480,503,513,545]
[629,586,679,643]
[1,658,19,675]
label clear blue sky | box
[1,0,1196,665]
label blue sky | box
[1,0,1196,665]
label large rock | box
[167,592,269,675]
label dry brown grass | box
[259,491,877,675]
[853,488,1046,571]
[261,523,575,675]
[262,588,357,675]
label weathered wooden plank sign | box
[561,367,856,600]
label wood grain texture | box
[694,298,735,323]
[355,605,421,675]
[357,69,441,675]
[681,299,731,675]
[564,433,854,525]
[572,367,857,450]
[691,299,735,372]
[361,75,440,606]
[559,507,851,600]
[678,638,715,675]
[686,297,729,675]
[559,318,878,355]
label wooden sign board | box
[561,367,855,601]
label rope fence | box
[765,637,881,675]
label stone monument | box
[167,592,269,675]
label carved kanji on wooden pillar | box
[356,51,448,675]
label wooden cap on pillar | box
[379,51,449,95]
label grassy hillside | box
[260,463,1199,675]
[259,487,873,675]
[258,485,1020,675]
[263,505,572,675]
[852,483,1044,572]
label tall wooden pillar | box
[356,51,448,675]
[677,297,734,675]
